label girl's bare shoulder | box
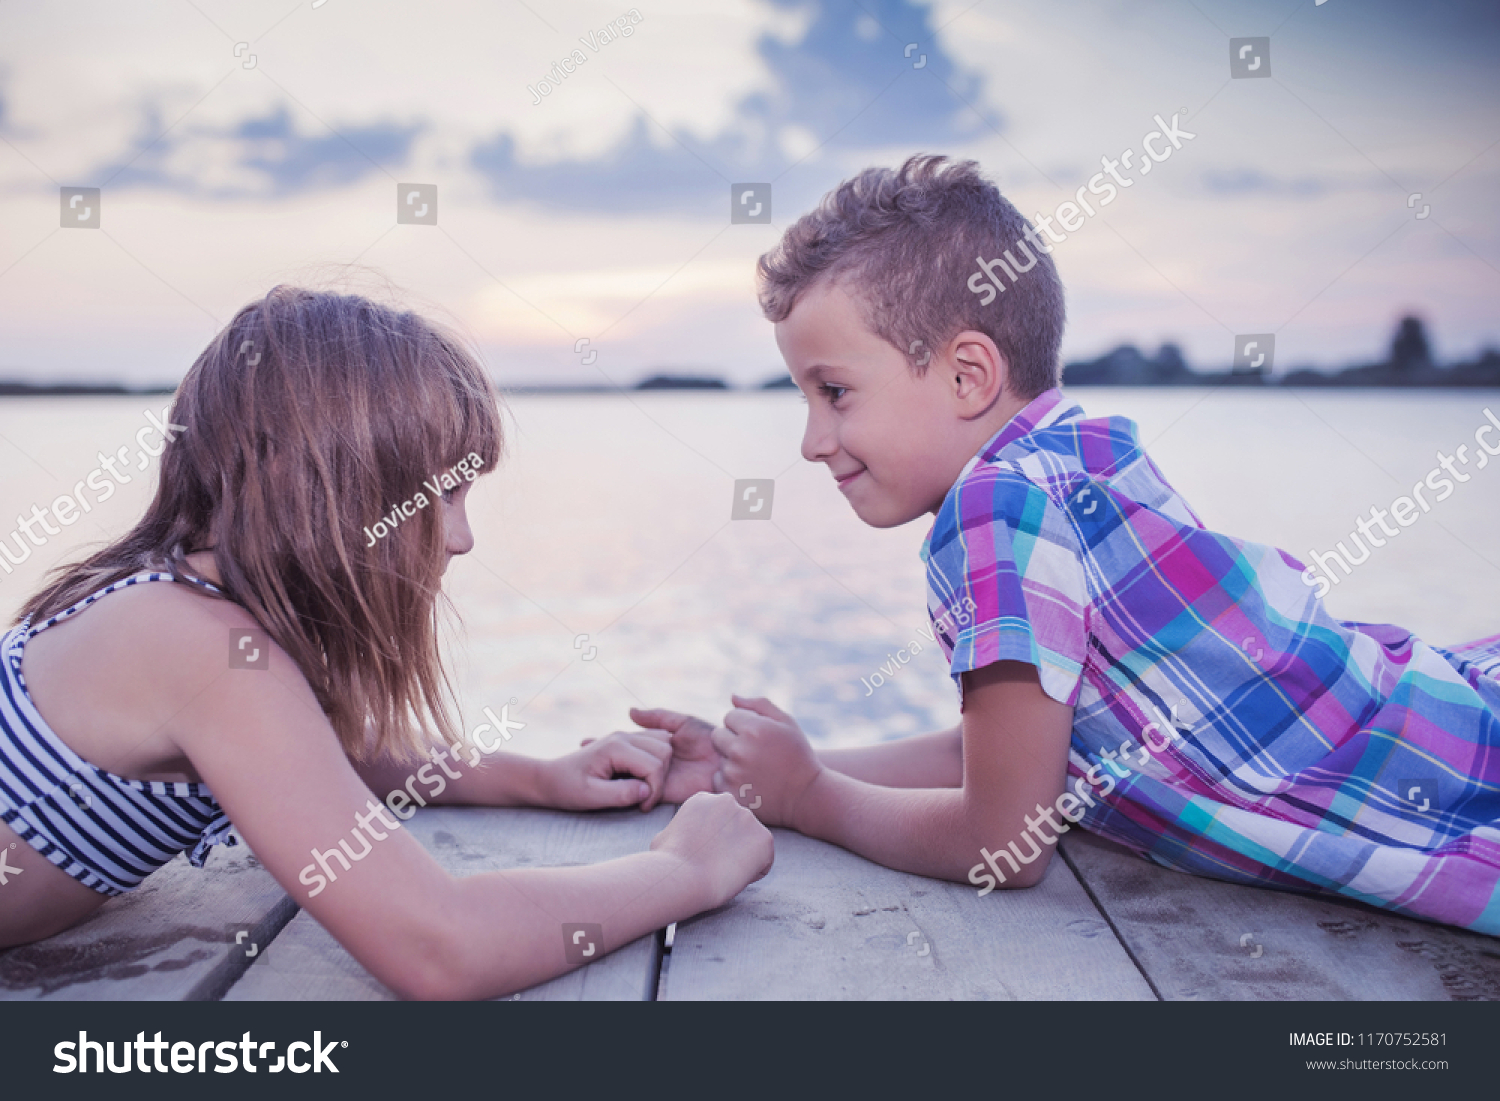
[42,575,263,669]
[23,577,288,775]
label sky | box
[0,0,1497,388]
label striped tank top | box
[0,571,239,896]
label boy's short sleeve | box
[924,462,1089,707]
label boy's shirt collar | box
[972,386,1076,467]
[919,387,1080,563]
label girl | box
[0,285,772,998]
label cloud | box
[471,0,998,213]
[1,0,1496,386]
[472,119,723,216]
[1,1,996,214]
[99,103,423,198]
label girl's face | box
[439,481,475,570]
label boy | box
[633,155,1500,934]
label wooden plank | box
[225,804,674,1001]
[1061,830,1500,1000]
[0,843,294,1001]
[659,826,1155,1000]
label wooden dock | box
[3,805,1497,1001]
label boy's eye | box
[820,383,848,404]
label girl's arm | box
[163,610,771,1000]
[350,727,678,813]
[712,661,1073,887]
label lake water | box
[2,389,1497,759]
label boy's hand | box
[711,694,824,830]
[545,729,671,811]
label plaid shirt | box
[921,388,1500,934]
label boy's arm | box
[715,661,1073,886]
[816,726,963,788]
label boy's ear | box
[945,331,1009,419]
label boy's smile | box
[775,279,1031,529]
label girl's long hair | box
[16,285,504,762]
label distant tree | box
[1389,316,1432,372]
[1155,343,1189,376]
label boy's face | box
[777,279,1005,529]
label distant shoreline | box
[0,381,178,397]
[4,318,1495,396]
[2,376,1496,397]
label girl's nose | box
[443,503,474,558]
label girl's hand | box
[649,792,774,909]
[544,729,672,811]
[711,694,824,830]
[626,706,723,804]
[582,707,724,805]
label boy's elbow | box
[957,837,1057,893]
[1004,859,1049,890]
